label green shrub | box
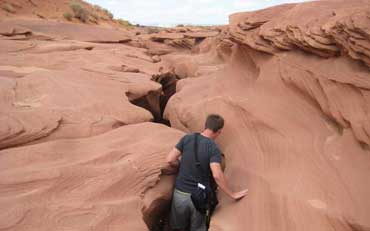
[70,2,82,14]
[69,2,89,22]
[91,4,113,20]
[2,3,16,13]
[90,12,98,20]
[117,19,132,28]
[76,8,89,22]
[63,12,73,21]
[90,12,99,23]
[102,9,113,19]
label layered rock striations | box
[229,0,370,66]
[163,0,370,230]
[0,123,183,231]
[0,17,167,149]
[0,2,217,230]
[1,0,370,231]
[227,0,370,146]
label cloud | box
[232,1,258,8]
[86,0,309,26]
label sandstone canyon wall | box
[1,0,370,231]
[164,1,370,230]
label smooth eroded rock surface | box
[229,0,370,66]
[162,1,370,230]
[0,122,183,231]
[1,0,370,230]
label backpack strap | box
[194,133,200,165]
[193,133,207,185]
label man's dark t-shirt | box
[175,133,222,193]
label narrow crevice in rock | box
[143,154,226,230]
[137,73,180,230]
[151,71,180,126]
[126,71,179,126]
[86,39,132,44]
[128,90,162,123]
[144,197,172,231]
[142,174,176,231]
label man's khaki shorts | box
[170,189,206,231]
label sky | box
[85,0,309,27]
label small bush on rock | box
[70,2,82,14]
[90,12,99,20]
[63,12,73,21]
[117,19,132,28]
[90,12,99,23]
[92,4,113,20]
[102,9,113,19]
[69,2,90,22]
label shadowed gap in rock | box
[145,198,172,231]
[142,174,177,231]
[127,72,179,126]
[137,72,181,230]
[152,71,180,124]
[143,154,226,231]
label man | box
[166,114,248,231]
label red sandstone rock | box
[162,1,370,228]
[122,65,140,73]
[164,46,370,230]
[0,19,132,42]
[164,38,196,49]
[1,0,370,231]
[0,122,184,231]
[0,28,164,149]
[229,0,370,67]
[151,55,161,63]
[0,69,158,149]
[184,31,219,39]
[144,40,176,55]
[148,29,220,50]
[150,32,185,42]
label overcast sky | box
[85,0,309,27]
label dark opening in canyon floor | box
[142,174,177,231]
[152,71,180,126]
[148,205,171,231]
[129,71,180,127]
[130,72,180,230]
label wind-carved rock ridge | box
[229,0,370,67]
[0,1,223,231]
[1,0,370,231]
[0,69,159,149]
[160,1,370,231]
[277,52,370,146]
[0,123,184,231]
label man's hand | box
[210,163,249,201]
[166,147,181,167]
[161,162,179,175]
[232,189,248,200]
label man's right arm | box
[210,162,248,200]
[166,147,181,167]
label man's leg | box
[189,201,207,231]
[170,189,191,230]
